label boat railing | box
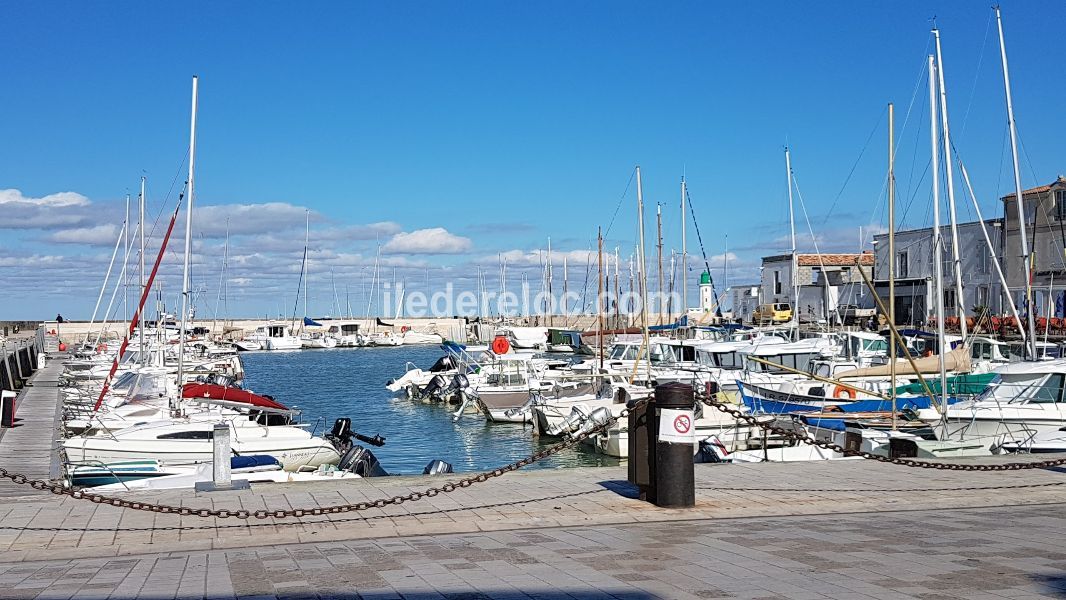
[64,459,136,492]
[307,415,327,437]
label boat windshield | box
[127,374,169,403]
[111,371,139,392]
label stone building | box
[872,219,1005,326]
[1002,176,1066,317]
[759,252,874,323]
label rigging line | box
[820,105,887,227]
[898,158,932,226]
[791,172,851,323]
[683,183,723,316]
[901,48,932,213]
[604,169,636,239]
[144,148,191,251]
[290,244,308,329]
[957,9,995,142]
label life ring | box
[401,325,410,333]
[491,336,511,355]
[832,385,856,400]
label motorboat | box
[63,416,342,471]
[917,359,1066,447]
[300,331,338,349]
[242,323,301,351]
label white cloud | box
[192,202,314,237]
[382,228,472,255]
[0,189,94,229]
[45,224,121,245]
[0,254,67,267]
[0,189,89,208]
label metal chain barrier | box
[0,399,648,520]
[700,393,1066,471]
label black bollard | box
[651,382,695,508]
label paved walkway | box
[3,502,1066,599]
[0,455,1064,564]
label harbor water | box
[240,345,621,475]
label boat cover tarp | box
[181,383,289,411]
[893,372,996,395]
[303,317,323,327]
[834,345,972,378]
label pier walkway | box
[0,456,1063,597]
[0,354,63,498]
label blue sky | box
[2,1,1064,319]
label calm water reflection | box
[240,345,620,475]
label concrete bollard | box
[212,422,232,488]
[651,382,696,508]
[195,422,249,491]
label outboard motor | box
[571,406,613,439]
[337,446,388,477]
[328,417,352,442]
[505,392,541,420]
[547,405,594,437]
[422,459,454,475]
[428,355,456,373]
[417,374,449,401]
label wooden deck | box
[0,354,64,497]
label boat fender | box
[832,385,856,400]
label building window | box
[773,271,782,295]
[944,289,957,315]
[976,285,989,309]
[1057,190,1066,221]
[896,251,909,279]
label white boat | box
[917,360,1066,447]
[495,326,547,350]
[90,459,361,492]
[244,323,301,351]
[328,323,363,347]
[300,331,337,349]
[63,417,340,471]
[400,329,445,345]
[366,331,403,346]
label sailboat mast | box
[139,176,146,363]
[636,167,651,382]
[124,193,130,328]
[996,5,1037,360]
[614,247,621,327]
[303,209,309,329]
[563,255,569,321]
[888,102,897,430]
[656,203,664,325]
[176,75,199,402]
[546,237,553,326]
[785,147,798,339]
[933,28,968,340]
[928,56,949,412]
[598,227,604,369]
[681,178,688,315]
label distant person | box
[56,314,65,324]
